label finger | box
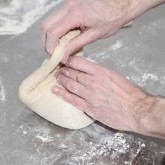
[55,71,89,99]
[52,85,89,112]
[61,29,101,63]
[43,0,81,29]
[45,12,82,55]
[65,56,99,75]
[41,3,69,48]
[60,67,92,87]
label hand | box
[52,56,155,135]
[42,0,131,63]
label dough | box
[18,30,94,129]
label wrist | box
[128,95,153,135]
[126,0,165,22]
[134,96,165,138]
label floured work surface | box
[0,1,165,165]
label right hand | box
[42,0,131,63]
[52,56,156,136]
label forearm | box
[127,0,165,21]
[136,97,165,139]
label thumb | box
[61,29,100,64]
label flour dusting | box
[0,77,6,103]
[10,116,165,165]
[126,73,159,86]
[66,132,147,165]
[0,0,63,35]
[36,134,54,143]
[110,40,123,50]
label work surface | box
[0,1,165,165]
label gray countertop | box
[0,1,165,165]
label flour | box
[36,134,54,143]
[0,77,6,103]
[66,132,146,165]
[110,40,123,51]
[13,117,165,165]
[141,73,159,81]
[126,73,159,87]
[140,17,165,35]
[0,0,63,35]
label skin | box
[52,57,165,139]
[42,0,131,63]
[42,0,165,138]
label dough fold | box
[19,30,94,129]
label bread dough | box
[18,30,94,129]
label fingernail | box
[60,67,67,74]
[51,86,59,93]
[46,47,53,55]
[46,38,54,55]
[54,72,60,82]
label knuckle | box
[89,99,100,108]
[87,93,97,106]
[66,81,72,89]
[46,31,52,38]
[61,67,69,76]
[90,78,98,88]
[66,81,77,93]
[65,43,75,55]
[57,74,61,83]
[41,22,47,32]
[70,7,83,18]
[69,57,78,68]
[67,42,81,56]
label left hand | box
[52,56,154,134]
[41,0,132,63]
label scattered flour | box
[110,40,123,51]
[65,132,148,165]
[17,123,55,143]
[140,17,165,35]
[0,77,6,103]
[36,134,54,143]
[0,0,63,35]
[141,73,159,81]
[13,117,165,165]
[126,73,159,87]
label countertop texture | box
[0,1,165,165]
